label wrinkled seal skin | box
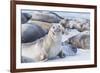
[65,18,90,32]
[31,11,61,23]
[21,13,32,24]
[68,31,90,49]
[21,23,47,43]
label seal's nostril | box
[57,27,61,32]
[72,46,77,53]
[57,29,60,32]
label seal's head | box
[48,24,64,42]
[51,24,64,34]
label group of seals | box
[59,18,90,49]
[64,18,90,32]
[21,11,63,43]
[21,10,90,62]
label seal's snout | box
[52,25,61,32]
[55,27,61,32]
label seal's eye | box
[53,26,55,29]
[58,25,60,28]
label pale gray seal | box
[31,11,61,23]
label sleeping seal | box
[21,13,32,24]
[68,31,90,49]
[27,20,52,33]
[21,23,47,43]
[31,11,61,23]
[58,18,90,32]
[22,24,65,62]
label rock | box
[21,13,32,24]
[21,23,47,43]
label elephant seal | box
[68,31,90,49]
[21,56,34,63]
[22,24,65,62]
[27,20,52,33]
[21,18,69,43]
[21,23,47,43]
[65,18,90,32]
[62,44,77,56]
[27,18,69,35]
[31,11,61,23]
[21,13,32,24]
[73,19,90,32]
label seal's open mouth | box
[54,28,61,32]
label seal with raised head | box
[22,24,65,62]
